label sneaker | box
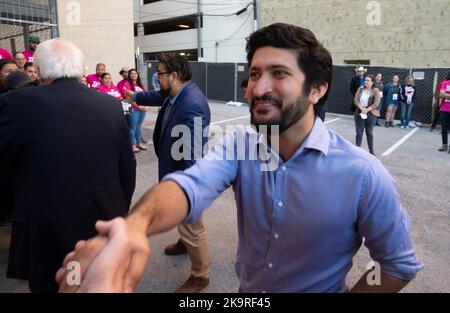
[389,121,394,127]
[438,145,448,152]
[385,122,389,128]
[401,125,405,129]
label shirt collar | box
[256,116,330,159]
[169,81,190,105]
[300,117,330,156]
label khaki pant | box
[178,217,211,278]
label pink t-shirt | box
[0,48,13,60]
[122,82,146,110]
[117,79,128,98]
[97,84,123,100]
[86,74,102,89]
[23,50,34,62]
[440,80,450,112]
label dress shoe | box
[175,275,209,293]
[164,239,187,255]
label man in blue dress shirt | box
[58,23,423,293]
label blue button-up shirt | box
[164,117,423,292]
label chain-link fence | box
[143,59,450,126]
[0,0,58,54]
[328,65,450,125]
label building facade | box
[57,0,135,83]
[261,0,450,67]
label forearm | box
[439,91,450,100]
[126,180,189,236]
[350,270,410,293]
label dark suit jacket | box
[0,78,136,282]
[135,82,210,181]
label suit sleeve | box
[0,95,21,169]
[118,116,136,208]
[134,90,165,107]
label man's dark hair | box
[246,23,333,115]
[127,69,145,92]
[24,62,34,71]
[0,59,15,72]
[158,52,192,82]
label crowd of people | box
[5,22,450,293]
[350,66,450,155]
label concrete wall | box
[57,0,135,83]
[135,0,254,63]
[261,0,450,67]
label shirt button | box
[268,263,273,269]
[278,201,284,207]
[282,166,287,172]
[273,233,279,240]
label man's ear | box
[309,82,329,105]
[171,71,179,83]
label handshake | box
[55,217,150,293]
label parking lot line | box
[381,127,420,156]
[324,118,341,125]
[211,115,250,125]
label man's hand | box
[124,89,135,103]
[56,217,150,293]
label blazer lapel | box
[158,85,189,144]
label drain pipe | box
[197,0,202,60]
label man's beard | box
[159,83,172,98]
[250,93,310,135]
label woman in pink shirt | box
[438,74,450,153]
[122,69,149,153]
[97,73,123,100]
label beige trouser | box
[178,217,211,278]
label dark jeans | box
[400,101,415,127]
[355,112,376,154]
[441,111,450,145]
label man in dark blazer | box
[0,39,136,292]
[126,53,211,293]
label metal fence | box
[145,60,449,125]
[329,65,450,124]
[0,0,58,54]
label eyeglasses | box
[156,71,170,76]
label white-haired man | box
[0,39,136,292]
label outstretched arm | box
[57,180,189,293]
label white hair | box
[34,38,84,80]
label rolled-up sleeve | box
[357,159,424,281]
[163,132,239,224]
